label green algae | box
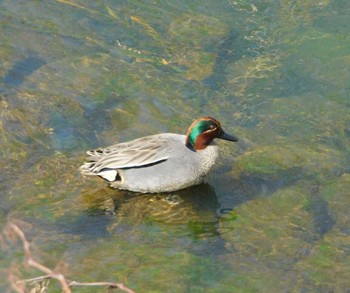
[169,13,229,47]
[217,175,350,292]
[167,13,230,81]
[319,174,350,234]
[233,143,348,183]
[220,186,315,261]
[295,234,350,291]
[259,94,350,144]
[1,0,350,292]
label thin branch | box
[16,275,51,284]
[69,281,136,293]
[9,223,71,292]
[5,222,135,293]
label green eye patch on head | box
[187,120,217,146]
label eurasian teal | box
[80,117,238,193]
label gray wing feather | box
[80,135,169,174]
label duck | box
[80,117,238,193]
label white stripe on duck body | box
[80,117,238,193]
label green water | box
[1,0,350,292]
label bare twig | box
[5,222,135,293]
[16,274,51,284]
[9,222,71,292]
[69,281,136,293]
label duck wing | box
[80,135,170,181]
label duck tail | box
[80,161,119,183]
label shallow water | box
[1,0,350,292]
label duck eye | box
[208,125,216,130]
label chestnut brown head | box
[185,117,238,151]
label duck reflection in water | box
[78,183,235,241]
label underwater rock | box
[219,186,316,265]
[295,174,350,293]
[232,144,347,184]
[169,13,229,48]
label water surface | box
[1,0,350,292]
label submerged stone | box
[319,174,350,235]
[169,13,229,48]
[232,144,347,184]
[219,186,316,264]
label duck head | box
[185,117,238,151]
